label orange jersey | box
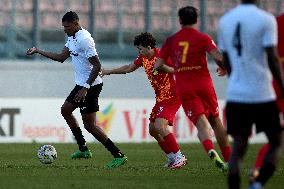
[134,48,177,102]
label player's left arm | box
[160,64,174,73]
[83,37,101,86]
[153,58,166,74]
[154,59,174,74]
[86,55,101,85]
[74,55,101,103]
[74,38,101,102]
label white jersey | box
[65,28,102,86]
[218,4,277,103]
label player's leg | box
[250,88,284,182]
[152,98,186,168]
[81,83,126,168]
[205,85,231,162]
[180,93,226,171]
[208,115,231,162]
[250,131,283,188]
[180,94,215,153]
[61,100,91,159]
[226,102,252,189]
[249,102,283,188]
[249,143,270,183]
[150,118,186,168]
[228,135,249,189]
[195,114,227,172]
[81,112,127,168]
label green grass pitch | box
[0,143,283,189]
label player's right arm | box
[101,63,139,76]
[26,46,70,63]
[208,49,227,76]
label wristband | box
[83,83,91,89]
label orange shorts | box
[149,95,181,125]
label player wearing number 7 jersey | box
[154,6,231,172]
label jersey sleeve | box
[159,38,171,61]
[205,34,217,53]
[80,38,98,58]
[165,57,173,66]
[133,55,143,67]
[262,15,278,47]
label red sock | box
[164,133,180,153]
[220,145,232,162]
[202,139,214,153]
[255,144,270,169]
[158,140,172,154]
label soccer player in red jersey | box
[153,6,231,172]
[101,32,187,168]
[250,12,284,183]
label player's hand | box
[152,68,158,75]
[26,47,38,55]
[216,67,227,76]
[100,69,110,77]
[74,88,88,103]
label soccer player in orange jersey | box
[101,32,186,168]
[153,6,231,172]
[250,12,284,183]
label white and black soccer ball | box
[37,145,57,164]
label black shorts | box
[66,83,103,114]
[226,101,282,137]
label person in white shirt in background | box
[218,0,284,188]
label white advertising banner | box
[0,98,267,143]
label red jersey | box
[159,27,217,92]
[277,14,284,64]
[134,48,177,102]
[273,14,284,113]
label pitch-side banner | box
[0,98,268,143]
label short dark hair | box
[62,11,79,23]
[241,0,257,3]
[133,32,156,48]
[178,6,198,26]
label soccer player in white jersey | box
[218,0,284,189]
[26,11,127,169]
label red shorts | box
[273,79,284,113]
[149,95,181,125]
[179,86,219,124]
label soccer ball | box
[37,145,57,164]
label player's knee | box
[154,118,167,130]
[149,125,157,137]
[83,124,93,133]
[61,106,70,118]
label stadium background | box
[0,0,283,143]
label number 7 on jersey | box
[179,41,189,63]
